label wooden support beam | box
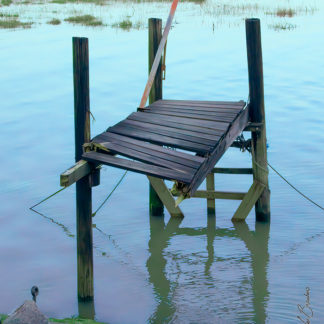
[148,176,184,218]
[60,160,100,188]
[212,167,253,175]
[246,18,271,222]
[172,190,246,200]
[73,37,94,301]
[232,181,265,221]
[243,122,263,132]
[148,18,164,216]
[206,173,215,214]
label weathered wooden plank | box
[172,190,246,200]
[83,151,193,183]
[154,99,245,107]
[94,135,201,170]
[128,112,223,136]
[94,140,196,174]
[60,160,97,187]
[128,111,230,131]
[232,181,265,221]
[149,102,244,112]
[212,167,253,174]
[147,176,184,217]
[145,105,239,116]
[93,132,205,165]
[114,120,218,146]
[143,109,234,123]
[107,124,213,153]
[185,105,250,195]
[122,119,220,142]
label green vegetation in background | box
[64,15,103,26]
[47,18,61,24]
[52,0,105,5]
[0,12,18,17]
[1,0,12,6]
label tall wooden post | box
[245,19,271,222]
[73,37,94,300]
[148,18,164,216]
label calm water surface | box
[1,0,324,323]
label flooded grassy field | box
[1,0,324,323]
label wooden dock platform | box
[83,99,249,196]
[60,16,271,301]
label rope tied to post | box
[236,133,324,212]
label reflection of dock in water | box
[147,215,270,323]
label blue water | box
[1,1,324,323]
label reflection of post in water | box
[233,221,270,324]
[147,216,183,323]
[205,214,216,276]
[78,298,95,320]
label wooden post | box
[245,19,270,222]
[73,37,94,300]
[206,173,215,216]
[148,18,164,216]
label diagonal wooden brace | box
[147,176,184,218]
[232,181,265,222]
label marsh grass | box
[0,17,33,28]
[276,8,296,17]
[52,0,105,5]
[1,0,13,6]
[0,12,18,17]
[112,18,143,30]
[64,14,103,26]
[47,17,61,24]
[266,6,317,17]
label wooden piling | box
[73,37,94,300]
[206,173,215,216]
[148,18,164,216]
[245,19,271,222]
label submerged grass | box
[47,18,61,24]
[64,14,103,26]
[269,22,297,31]
[0,17,33,28]
[112,19,143,30]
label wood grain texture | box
[73,37,93,300]
[108,124,213,153]
[83,151,194,183]
[128,112,224,136]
